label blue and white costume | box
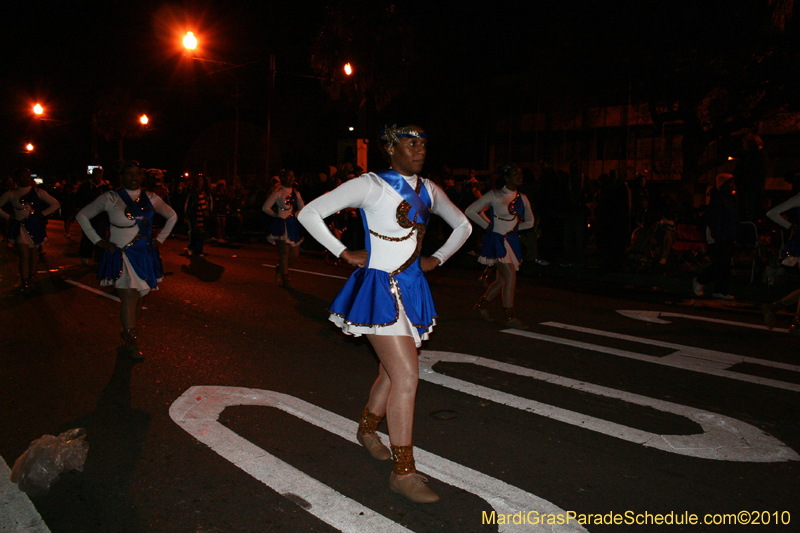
[76,189,177,296]
[263,186,304,246]
[466,187,534,270]
[298,170,471,347]
[768,193,800,268]
[0,186,60,247]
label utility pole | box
[266,54,275,180]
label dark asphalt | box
[1,222,799,533]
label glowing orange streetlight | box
[33,103,43,115]
[183,31,197,50]
[25,143,34,152]
[140,114,149,125]
[344,62,353,76]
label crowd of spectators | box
[1,142,795,285]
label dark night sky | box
[2,1,791,179]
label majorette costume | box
[298,170,471,347]
[764,193,800,334]
[768,193,800,268]
[1,186,60,247]
[263,186,304,246]
[76,189,177,296]
[466,186,534,270]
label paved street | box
[2,223,799,532]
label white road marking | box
[502,326,800,393]
[65,280,147,309]
[617,309,790,333]
[65,280,120,302]
[0,456,50,532]
[262,264,348,280]
[171,386,587,533]
[419,351,798,462]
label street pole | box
[234,81,240,189]
[266,54,275,180]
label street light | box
[344,62,353,76]
[140,114,149,125]
[25,143,34,152]
[183,31,197,51]
[33,103,43,116]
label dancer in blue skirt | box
[466,163,534,329]
[76,161,177,359]
[0,168,60,293]
[263,169,304,288]
[298,125,471,503]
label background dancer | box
[76,161,177,359]
[298,124,471,503]
[466,163,534,329]
[0,168,60,293]
[763,191,800,334]
[263,168,304,289]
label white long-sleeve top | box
[465,187,534,234]
[0,186,60,220]
[262,186,304,219]
[767,193,800,230]
[76,189,178,247]
[298,172,471,271]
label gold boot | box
[121,328,144,360]
[790,315,800,338]
[503,307,529,329]
[356,407,390,460]
[473,297,493,322]
[388,445,439,503]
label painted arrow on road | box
[617,310,789,333]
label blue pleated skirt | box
[479,231,522,268]
[268,216,303,246]
[328,265,437,347]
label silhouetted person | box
[537,158,562,262]
[594,170,630,271]
[560,159,587,266]
[734,133,767,222]
[76,167,110,264]
[693,174,739,299]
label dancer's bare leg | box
[764,288,800,330]
[16,244,30,281]
[365,334,418,447]
[498,263,516,308]
[277,241,288,279]
[29,244,39,278]
[483,270,504,302]
[288,243,300,268]
[118,288,139,331]
[366,363,391,417]
[778,289,800,308]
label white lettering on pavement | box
[418,351,799,462]
[503,324,800,393]
[170,386,587,533]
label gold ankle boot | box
[473,297,493,322]
[388,445,439,503]
[790,316,800,337]
[121,328,144,360]
[503,307,529,329]
[356,408,390,460]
